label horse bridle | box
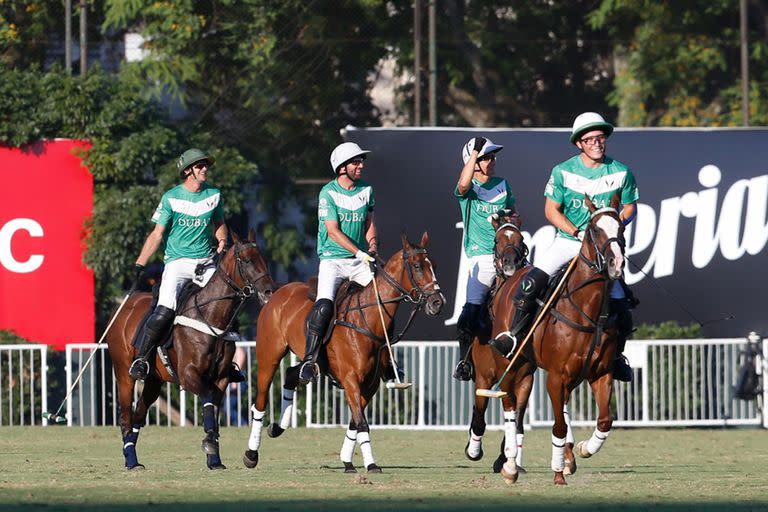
[218,241,271,300]
[376,247,442,308]
[493,222,529,273]
[579,207,625,275]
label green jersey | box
[544,155,639,240]
[317,179,374,259]
[151,183,224,262]
[455,176,516,257]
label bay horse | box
[243,232,445,473]
[463,210,538,477]
[490,194,626,485]
[106,231,275,470]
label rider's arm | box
[457,152,479,196]
[544,198,580,237]
[212,219,228,253]
[364,212,378,255]
[136,223,165,266]
[325,219,364,255]
[619,201,637,226]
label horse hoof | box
[343,462,357,473]
[464,442,483,462]
[208,463,227,470]
[242,450,259,469]
[125,463,145,470]
[366,463,382,473]
[576,440,592,458]
[553,471,567,486]
[267,423,285,438]
[492,455,503,473]
[501,463,518,485]
[564,458,577,475]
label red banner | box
[0,140,94,349]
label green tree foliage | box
[634,321,703,340]
[421,0,615,127]
[589,0,768,126]
[0,65,256,325]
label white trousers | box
[316,258,374,302]
[465,254,496,305]
[157,257,217,310]
[535,236,625,299]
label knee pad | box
[307,298,334,335]
[515,268,549,305]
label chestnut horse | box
[463,210,538,477]
[107,231,275,470]
[243,232,445,473]
[491,195,626,485]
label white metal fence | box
[2,337,765,429]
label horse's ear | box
[232,231,242,243]
[420,231,429,247]
[610,192,620,210]
[401,232,410,248]
[248,228,257,242]
[511,212,522,229]
[584,194,597,213]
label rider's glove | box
[472,136,487,154]
[131,264,145,291]
[355,250,375,264]
[574,229,585,242]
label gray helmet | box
[177,148,215,176]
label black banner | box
[345,127,768,339]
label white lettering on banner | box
[444,165,768,325]
[0,218,44,273]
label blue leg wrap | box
[123,427,141,469]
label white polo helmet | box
[570,112,614,144]
[461,137,504,164]
[330,142,371,173]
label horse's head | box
[583,194,625,281]
[491,209,528,278]
[224,230,275,305]
[398,232,446,316]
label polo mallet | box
[370,261,412,390]
[476,254,579,398]
[42,289,135,424]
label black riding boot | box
[611,300,634,382]
[129,305,175,381]
[298,298,334,384]
[490,267,549,358]
[453,303,482,381]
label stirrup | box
[613,355,633,382]
[298,361,319,385]
[128,359,150,381]
[452,360,474,381]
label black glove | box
[131,264,145,291]
[472,136,487,154]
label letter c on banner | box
[0,218,44,273]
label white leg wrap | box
[515,433,524,468]
[466,428,483,459]
[356,431,375,468]
[247,406,266,451]
[551,434,566,472]
[585,428,611,455]
[340,428,357,463]
[563,405,575,445]
[503,411,517,460]
[278,388,295,430]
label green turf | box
[0,426,766,511]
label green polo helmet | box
[569,112,614,144]
[177,148,215,174]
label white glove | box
[355,250,375,263]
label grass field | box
[0,426,766,511]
